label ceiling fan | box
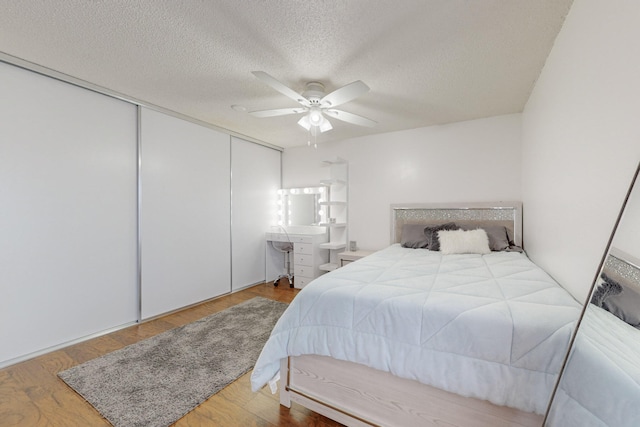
[249,71,376,135]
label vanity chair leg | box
[290,276,294,288]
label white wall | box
[283,114,522,251]
[231,137,281,290]
[611,173,640,259]
[522,0,640,303]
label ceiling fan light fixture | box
[319,118,333,132]
[297,115,311,131]
[298,111,333,133]
[308,108,323,126]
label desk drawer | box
[294,253,313,267]
[289,236,313,244]
[294,243,313,255]
[295,276,313,288]
[294,265,313,278]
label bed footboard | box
[279,355,542,427]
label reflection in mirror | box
[545,163,640,426]
[277,186,326,227]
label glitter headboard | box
[601,248,640,291]
[391,202,523,247]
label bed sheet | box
[251,244,581,414]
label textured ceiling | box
[0,0,573,148]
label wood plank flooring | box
[0,283,343,427]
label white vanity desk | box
[266,226,328,289]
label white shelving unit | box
[320,179,346,186]
[319,158,348,272]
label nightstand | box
[338,250,375,267]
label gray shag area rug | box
[58,297,287,427]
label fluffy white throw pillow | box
[438,229,491,255]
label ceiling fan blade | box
[252,71,310,107]
[249,107,307,118]
[324,109,377,127]
[320,80,370,108]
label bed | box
[251,203,582,427]
[545,250,640,427]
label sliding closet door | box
[140,108,231,319]
[231,137,281,290]
[0,62,138,366]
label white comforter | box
[251,244,581,414]
[546,304,640,426]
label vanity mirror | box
[545,162,640,426]
[277,186,327,227]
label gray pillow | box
[592,273,640,328]
[425,222,458,251]
[591,274,622,307]
[460,225,511,251]
[400,224,429,248]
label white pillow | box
[437,229,491,255]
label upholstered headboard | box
[390,202,523,247]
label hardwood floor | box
[0,283,343,427]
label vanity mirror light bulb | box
[277,189,284,195]
[277,220,283,226]
[319,187,325,193]
[303,188,311,194]
[288,210,292,216]
[277,200,282,206]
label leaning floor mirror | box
[544,162,640,426]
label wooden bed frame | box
[278,202,543,427]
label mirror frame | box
[542,162,640,425]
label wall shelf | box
[319,159,348,271]
[319,242,347,250]
[320,179,346,186]
[319,262,339,272]
[322,157,347,165]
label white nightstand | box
[338,250,375,267]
